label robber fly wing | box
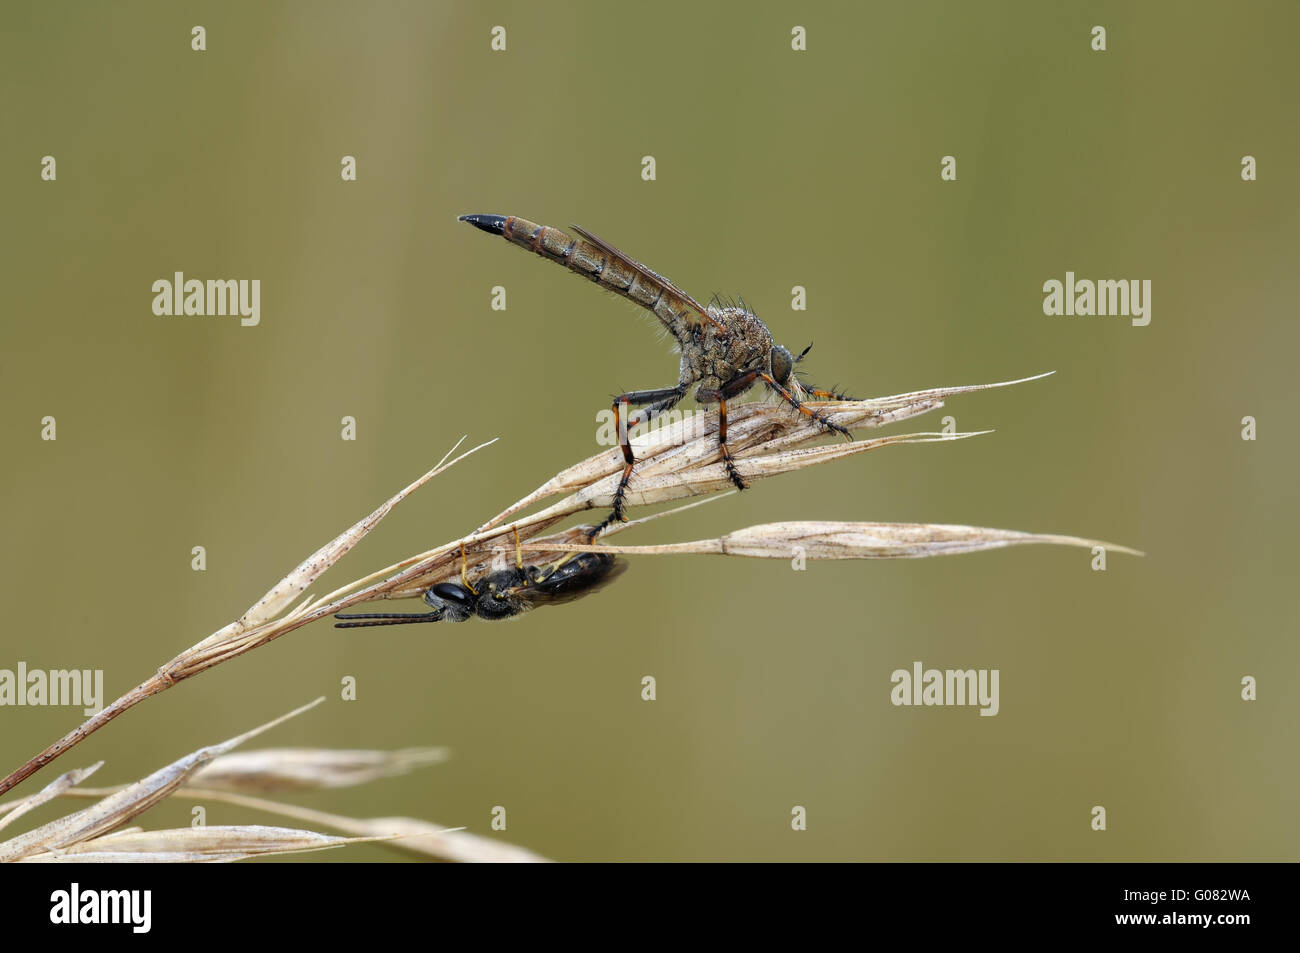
[460,213,727,337]
[568,224,726,335]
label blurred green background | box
[2,1,1297,861]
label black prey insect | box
[459,213,856,538]
[333,542,626,627]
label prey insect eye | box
[770,345,795,385]
[429,583,475,610]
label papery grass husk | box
[17,825,371,863]
[0,370,1139,797]
[189,746,449,793]
[33,786,550,863]
[0,699,324,862]
[535,521,1144,560]
[0,763,104,835]
[0,705,538,863]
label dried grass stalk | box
[0,370,1134,797]
[161,791,552,863]
[540,521,1144,560]
[0,699,324,862]
[17,825,368,863]
[8,765,549,863]
[0,764,103,835]
[190,747,449,793]
[1,705,536,862]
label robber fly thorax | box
[459,213,856,537]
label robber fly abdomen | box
[460,213,857,539]
[460,214,722,343]
[332,551,625,628]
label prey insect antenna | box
[333,611,444,628]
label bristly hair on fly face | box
[701,292,830,404]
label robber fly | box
[459,213,855,537]
[333,546,626,627]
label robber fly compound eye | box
[769,345,795,386]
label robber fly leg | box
[589,385,685,540]
[760,373,853,440]
[799,382,858,401]
[696,370,764,491]
[716,399,748,490]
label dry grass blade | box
[0,435,496,797]
[170,789,551,862]
[190,747,448,793]
[0,764,103,833]
[17,825,377,863]
[45,786,552,862]
[0,698,323,862]
[578,431,989,512]
[474,372,1052,532]
[326,816,550,863]
[184,435,498,657]
[538,521,1145,560]
[0,371,1073,797]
